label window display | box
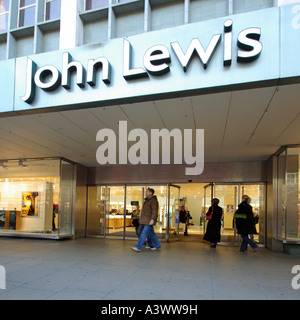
[277,146,300,241]
[0,158,74,238]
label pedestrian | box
[179,205,188,236]
[203,198,223,248]
[131,188,161,252]
[131,205,140,235]
[235,195,258,252]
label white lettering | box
[34,65,61,91]
[128,128,149,165]
[96,121,204,176]
[143,44,171,75]
[151,128,182,165]
[184,129,204,175]
[62,52,85,89]
[171,35,221,71]
[292,265,300,290]
[0,265,5,290]
[21,20,263,104]
[96,129,116,165]
[100,304,135,317]
[292,5,300,30]
[123,38,148,80]
[87,57,111,85]
[237,28,262,62]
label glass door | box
[147,185,167,240]
[203,183,214,236]
[214,184,239,243]
[240,184,266,246]
[167,184,180,240]
[125,186,144,239]
[106,186,125,238]
[86,185,110,237]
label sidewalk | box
[0,237,299,300]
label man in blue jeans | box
[131,188,161,252]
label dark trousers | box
[240,234,258,251]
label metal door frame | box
[123,185,145,240]
[213,183,240,244]
[167,183,181,241]
[203,183,214,235]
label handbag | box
[234,210,246,219]
[206,206,213,220]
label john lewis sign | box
[8,7,281,114]
[21,20,262,104]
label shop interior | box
[0,158,73,238]
[87,182,266,245]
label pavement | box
[0,237,299,300]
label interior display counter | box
[106,215,132,229]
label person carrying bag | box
[235,195,258,252]
[203,198,223,248]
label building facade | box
[0,0,300,253]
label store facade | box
[0,157,74,239]
[0,0,300,252]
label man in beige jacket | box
[131,188,161,252]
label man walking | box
[131,188,161,252]
[236,194,258,252]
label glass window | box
[20,0,35,6]
[190,0,228,22]
[59,160,74,236]
[85,0,109,11]
[240,184,266,245]
[0,158,74,238]
[115,0,133,3]
[87,185,168,239]
[0,0,9,13]
[277,147,300,241]
[18,0,35,27]
[286,148,300,241]
[0,159,60,236]
[233,0,273,14]
[277,150,286,239]
[45,0,61,21]
[0,0,9,32]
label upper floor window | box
[18,0,36,27]
[45,0,61,21]
[85,0,109,11]
[0,0,9,32]
[115,0,133,3]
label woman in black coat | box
[236,195,258,252]
[203,198,223,248]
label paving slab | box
[0,237,299,300]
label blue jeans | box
[137,224,153,247]
[135,225,161,250]
[240,234,258,251]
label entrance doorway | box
[179,183,265,246]
[86,184,181,241]
[86,182,265,246]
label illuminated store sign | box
[21,20,262,104]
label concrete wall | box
[87,160,267,185]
